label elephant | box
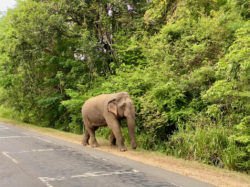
[81,92,137,152]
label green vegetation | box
[0,0,249,172]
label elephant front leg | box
[106,116,127,152]
[110,131,116,147]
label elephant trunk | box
[126,115,137,149]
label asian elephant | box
[81,92,137,152]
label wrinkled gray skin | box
[82,92,137,152]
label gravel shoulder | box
[0,117,249,187]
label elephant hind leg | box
[82,129,90,146]
[86,125,99,148]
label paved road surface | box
[0,122,215,187]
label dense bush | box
[0,0,249,172]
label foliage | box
[0,0,249,172]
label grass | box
[0,116,249,187]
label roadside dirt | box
[1,118,249,187]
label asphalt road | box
[0,122,215,187]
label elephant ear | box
[107,99,117,116]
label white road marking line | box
[39,177,65,187]
[21,132,31,136]
[132,169,139,173]
[22,132,54,143]
[1,132,53,143]
[32,148,54,152]
[170,182,182,187]
[0,127,9,130]
[71,169,139,178]
[14,149,55,154]
[2,152,18,164]
[35,136,53,143]
[39,177,56,187]
[7,148,69,154]
[38,169,139,187]
[71,171,107,178]
[38,177,53,187]
[0,135,31,139]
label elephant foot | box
[82,142,89,146]
[91,142,99,148]
[110,139,116,146]
[82,138,89,146]
[132,142,137,149]
[119,146,127,152]
[110,143,117,148]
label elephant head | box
[107,92,137,149]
